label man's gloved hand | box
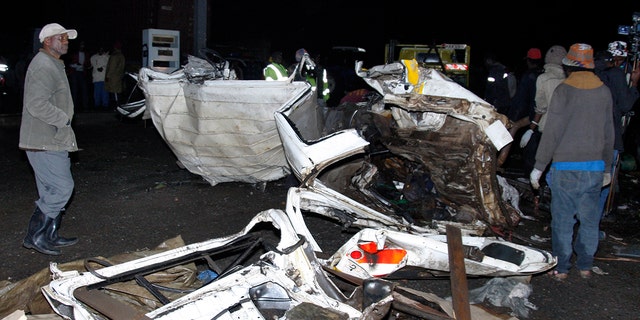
[520,129,534,148]
[530,168,543,189]
[603,173,612,186]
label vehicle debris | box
[138,56,310,186]
[276,58,521,233]
[38,191,553,319]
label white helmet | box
[608,41,628,57]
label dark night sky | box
[203,4,640,72]
[3,2,640,93]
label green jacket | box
[263,62,288,81]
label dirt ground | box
[1,111,639,319]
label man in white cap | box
[530,43,614,281]
[19,23,79,255]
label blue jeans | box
[26,151,74,219]
[548,168,602,273]
[93,81,109,107]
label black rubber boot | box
[47,213,78,247]
[23,207,60,255]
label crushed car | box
[276,58,519,233]
[39,190,554,319]
[139,54,519,232]
[138,55,309,186]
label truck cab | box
[385,40,471,88]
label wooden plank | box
[446,224,471,320]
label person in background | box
[105,40,125,107]
[506,66,517,100]
[520,45,567,194]
[19,23,80,255]
[483,51,512,116]
[68,40,91,110]
[290,48,330,104]
[507,48,544,124]
[312,51,331,104]
[497,48,543,168]
[594,48,640,236]
[90,46,110,108]
[15,46,36,106]
[263,51,288,81]
[608,40,632,73]
[530,43,614,281]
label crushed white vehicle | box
[42,209,376,320]
[323,227,555,279]
[276,59,520,234]
[41,206,491,320]
[140,55,520,232]
[138,55,310,186]
[41,192,554,320]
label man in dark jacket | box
[594,49,640,223]
[497,48,544,168]
[483,52,512,116]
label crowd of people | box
[486,41,640,281]
[57,34,126,111]
[17,22,640,288]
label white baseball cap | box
[39,23,77,43]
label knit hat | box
[526,48,542,60]
[562,43,594,69]
[544,45,567,65]
[608,41,628,57]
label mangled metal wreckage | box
[139,55,520,233]
[277,59,521,235]
[138,55,311,186]
[42,193,554,320]
[37,58,557,319]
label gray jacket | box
[19,49,77,152]
[534,71,614,173]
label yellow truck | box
[385,40,471,88]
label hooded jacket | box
[534,63,566,132]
